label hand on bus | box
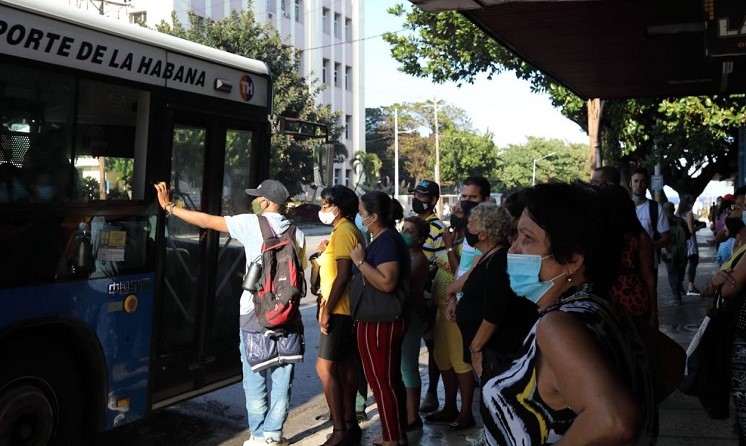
[154,182,171,210]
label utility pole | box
[426,98,442,218]
[394,108,399,200]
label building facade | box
[69,0,364,189]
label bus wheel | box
[0,344,83,445]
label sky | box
[363,1,589,148]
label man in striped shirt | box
[409,179,446,413]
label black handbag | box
[349,270,406,322]
[679,291,734,420]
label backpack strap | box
[257,215,275,240]
[649,200,660,240]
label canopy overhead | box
[410,0,746,99]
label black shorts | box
[318,314,356,361]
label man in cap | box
[154,179,306,446]
[409,179,446,413]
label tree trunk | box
[587,98,603,172]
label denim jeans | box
[239,330,295,440]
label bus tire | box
[0,341,84,446]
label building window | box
[334,168,341,185]
[345,18,351,41]
[129,11,147,24]
[345,115,352,139]
[295,0,301,22]
[334,63,340,87]
[345,66,351,90]
[281,0,286,12]
[322,8,329,33]
[345,169,351,187]
[334,13,340,38]
[322,59,329,84]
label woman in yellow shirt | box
[316,185,365,446]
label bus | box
[0,0,316,443]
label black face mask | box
[464,228,480,247]
[412,198,431,214]
[450,214,468,229]
[460,200,479,217]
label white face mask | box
[318,209,336,225]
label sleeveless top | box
[481,283,657,445]
[432,244,462,307]
[609,233,650,319]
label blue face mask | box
[356,214,369,234]
[506,253,564,303]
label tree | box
[439,128,499,186]
[155,9,344,196]
[365,102,496,192]
[383,4,746,199]
[494,137,590,190]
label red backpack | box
[253,216,305,329]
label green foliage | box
[352,150,383,192]
[439,128,499,185]
[495,137,590,190]
[384,4,746,199]
[155,9,344,195]
[79,176,100,201]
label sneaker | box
[419,390,439,412]
[466,429,487,445]
[265,438,289,446]
[243,436,265,446]
[687,287,701,296]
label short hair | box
[630,167,650,180]
[523,182,620,294]
[403,215,430,246]
[463,176,491,199]
[361,191,404,229]
[469,202,513,246]
[594,165,621,185]
[320,185,359,221]
[502,187,528,219]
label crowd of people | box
[152,165,746,446]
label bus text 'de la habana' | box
[0,0,327,443]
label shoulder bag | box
[679,289,734,419]
[349,270,406,322]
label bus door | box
[151,109,261,406]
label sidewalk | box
[657,228,737,445]
[300,228,738,445]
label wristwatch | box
[356,259,364,267]
[469,345,482,354]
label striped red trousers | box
[357,319,407,442]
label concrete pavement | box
[290,226,740,445]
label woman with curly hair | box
[444,202,539,431]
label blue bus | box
[0,0,297,443]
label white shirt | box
[224,212,306,316]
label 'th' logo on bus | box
[240,75,254,102]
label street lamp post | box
[394,108,415,201]
[532,152,556,186]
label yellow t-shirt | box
[319,218,364,315]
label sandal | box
[449,418,477,431]
[424,411,458,424]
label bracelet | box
[469,345,482,354]
[356,259,364,267]
[165,202,175,215]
